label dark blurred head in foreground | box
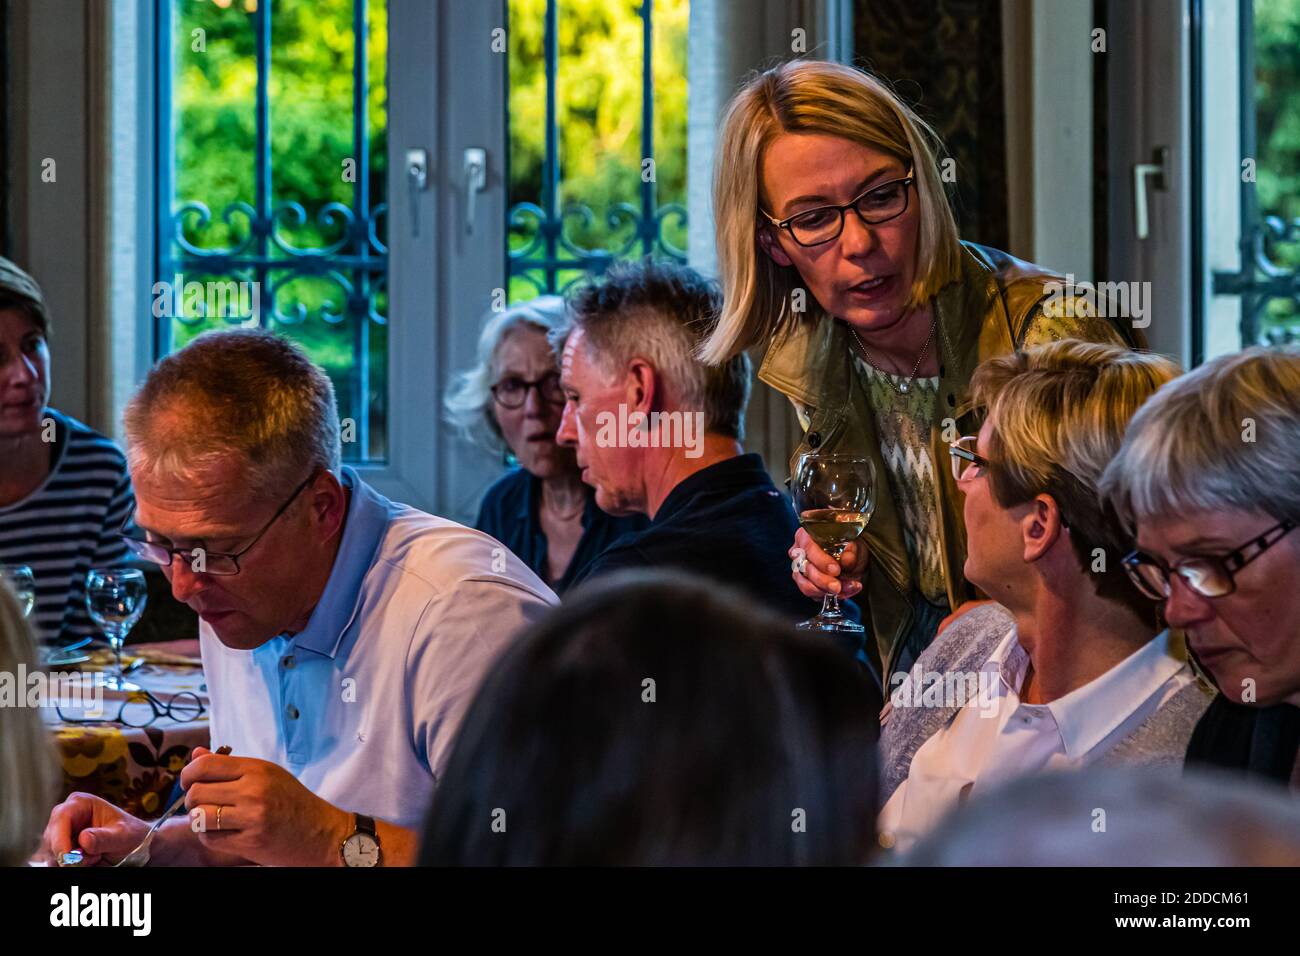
[420,569,880,866]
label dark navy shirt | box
[474,467,647,594]
[572,453,863,635]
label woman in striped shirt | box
[0,257,133,646]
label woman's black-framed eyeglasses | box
[949,435,991,482]
[56,689,205,728]
[1122,517,1297,600]
[760,169,914,247]
[491,373,564,410]
[117,471,319,576]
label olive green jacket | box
[759,242,1147,679]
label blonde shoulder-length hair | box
[0,580,57,865]
[699,59,963,365]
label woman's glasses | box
[1122,518,1297,600]
[491,373,564,409]
[949,435,991,482]
[57,689,205,728]
[761,171,914,247]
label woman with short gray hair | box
[1101,345,1300,791]
[445,296,644,593]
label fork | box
[115,745,231,867]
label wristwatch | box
[340,813,382,867]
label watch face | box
[342,832,381,867]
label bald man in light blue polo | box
[41,330,555,868]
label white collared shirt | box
[879,627,1195,854]
[201,469,558,830]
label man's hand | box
[789,527,868,601]
[40,792,151,866]
[181,746,353,867]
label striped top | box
[0,409,134,643]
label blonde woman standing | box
[700,60,1145,681]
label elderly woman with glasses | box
[1102,345,1300,791]
[445,296,645,593]
[697,59,1146,682]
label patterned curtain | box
[854,0,1009,250]
[0,7,11,258]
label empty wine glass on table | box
[791,451,877,633]
[84,567,148,691]
[0,564,35,618]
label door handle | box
[1133,146,1168,240]
[406,148,428,237]
[464,147,487,236]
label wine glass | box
[85,567,148,691]
[0,564,36,618]
[791,451,876,633]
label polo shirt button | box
[807,431,822,448]
[282,655,295,669]
[287,705,300,720]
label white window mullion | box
[368,0,508,519]
[1201,0,1244,361]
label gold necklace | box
[850,313,939,395]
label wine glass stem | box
[111,635,124,684]
[820,546,847,620]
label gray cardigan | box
[879,603,1215,803]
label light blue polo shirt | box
[200,468,558,830]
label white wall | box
[1002,0,1095,279]
[6,0,99,427]
[686,0,853,478]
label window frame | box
[505,0,689,299]
[1203,0,1300,354]
[373,0,510,518]
[151,0,389,466]
[128,0,510,518]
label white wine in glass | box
[791,452,876,633]
[799,509,872,552]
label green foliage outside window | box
[1254,0,1300,339]
[507,0,689,301]
[168,0,388,460]
[165,0,691,458]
